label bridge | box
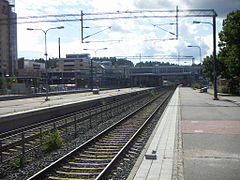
[130,65,201,86]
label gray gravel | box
[1,97,151,180]
[106,97,168,180]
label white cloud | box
[134,0,180,9]
[134,0,240,18]
[110,22,131,33]
[90,0,135,12]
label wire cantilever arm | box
[83,26,111,40]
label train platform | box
[0,87,149,117]
[128,87,240,180]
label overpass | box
[130,65,201,86]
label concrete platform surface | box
[128,87,240,180]
[207,88,240,106]
[0,88,149,117]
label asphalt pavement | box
[180,87,240,180]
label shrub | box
[41,129,65,152]
[150,89,158,96]
[228,79,240,95]
[218,85,230,94]
[11,155,27,168]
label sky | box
[14,0,240,65]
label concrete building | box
[55,54,90,72]
[17,58,46,77]
[49,54,123,88]
[15,58,46,93]
[0,0,17,77]
[49,54,91,87]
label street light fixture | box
[27,26,64,101]
[193,21,213,26]
[187,45,202,64]
[193,19,218,100]
[83,48,108,57]
[83,48,108,90]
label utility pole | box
[58,37,61,59]
[81,11,83,43]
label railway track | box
[0,89,152,164]
[27,89,173,180]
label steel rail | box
[0,90,151,163]
[95,91,172,179]
[27,89,172,180]
[0,89,149,138]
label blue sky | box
[15,0,240,65]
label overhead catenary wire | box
[0,8,216,26]
[116,55,195,59]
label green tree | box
[35,58,57,69]
[135,61,175,67]
[0,77,4,90]
[0,77,17,90]
[201,55,225,83]
[34,58,45,63]
[93,57,134,67]
[202,55,214,82]
[48,58,58,69]
[218,10,240,94]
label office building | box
[0,0,17,77]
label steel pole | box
[90,58,93,90]
[199,46,202,64]
[213,15,218,100]
[44,32,49,101]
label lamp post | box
[187,45,202,64]
[5,74,9,92]
[27,26,64,101]
[83,48,108,90]
[193,18,218,100]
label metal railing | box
[0,90,151,164]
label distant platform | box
[0,87,151,133]
[0,88,150,117]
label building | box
[49,54,91,87]
[55,54,90,72]
[49,54,124,88]
[15,58,46,92]
[0,0,17,77]
[17,58,46,77]
[96,61,127,88]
